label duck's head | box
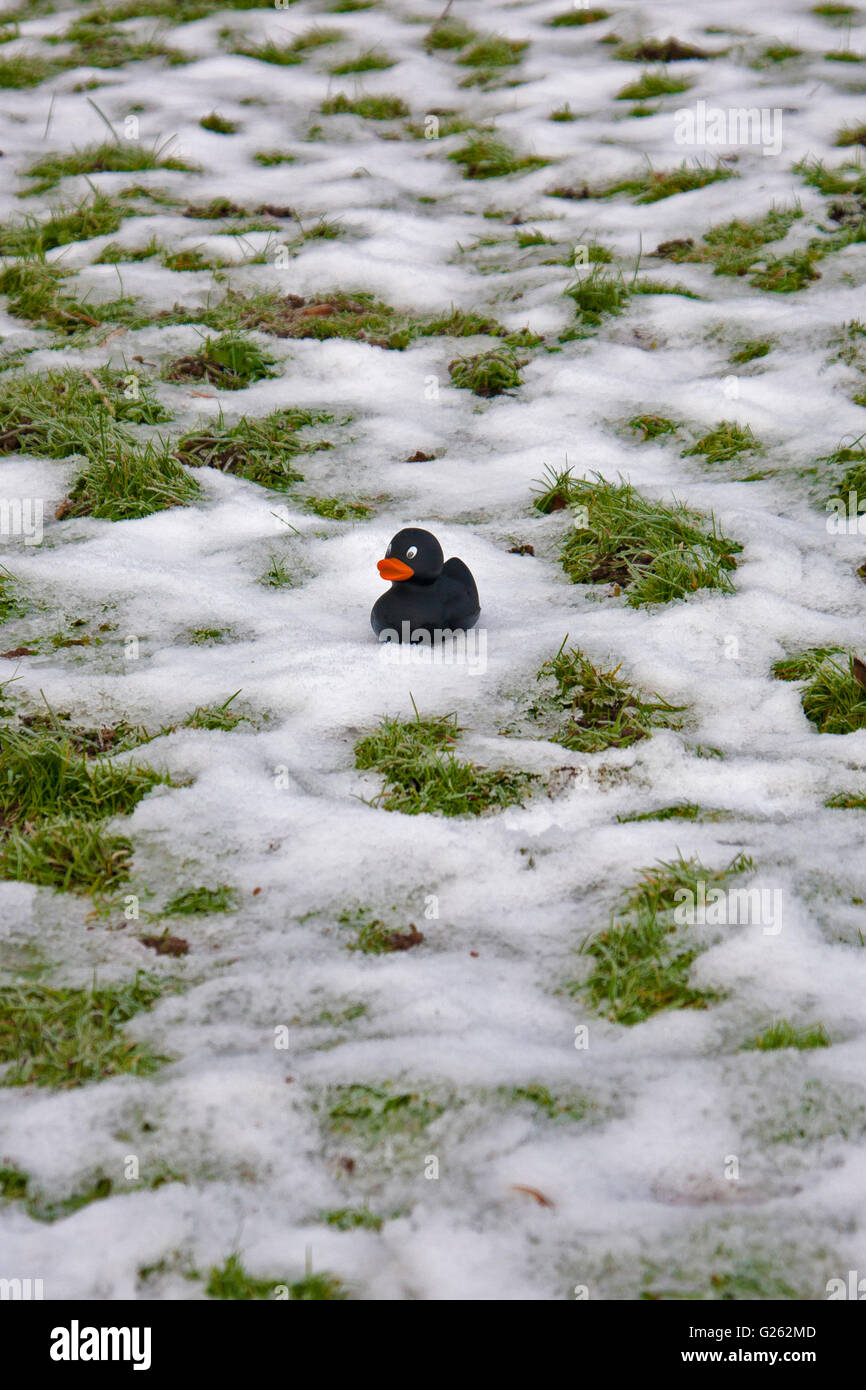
[377,527,443,585]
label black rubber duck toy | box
[371,527,481,642]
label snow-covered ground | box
[1,0,866,1300]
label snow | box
[1,0,866,1300]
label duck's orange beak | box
[378,557,414,581]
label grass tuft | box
[616,69,692,100]
[683,420,762,466]
[0,974,168,1087]
[600,162,735,204]
[321,93,408,118]
[743,1020,831,1050]
[174,407,332,489]
[164,333,278,390]
[355,708,534,816]
[568,853,753,1025]
[533,470,742,606]
[449,348,523,396]
[796,652,866,734]
[163,885,236,915]
[58,431,202,521]
[447,135,548,179]
[206,1254,347,1300]
[629,414,678,439]
[533,642,684,753]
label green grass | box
[290,26,344,54]
[682,420,762,466]
[59,432,202,521]
[730,339,772,364]
[328,48,394,73]
[96,237,160,263]
[206,1254,347,1301]
[750,250,821,292]
[655,205,802,276]
[614,38,716,61]
[0,720,166,893]
[752,43,804,66]
[0,724,165,825]
[174,407,332,489]
[567,853,753,1025]
[533,470,742,606]
[161,247,224,271]
[355,708,534,816]
[3,1167,182,1223]
[629,414,678,440]
[0,365,170,461]
[338,906,422,954]
[449,348,523,396]
[48,11,186,68]
[0,54,57,87]
[565,266,630,330]
[457,36,527,69]
[252,149,296,167]
[0,973,168,1087]
[163,885,236,915]
[0,191,127,257]
[532,641,684,754]
[164,333,278,390]
[199,112,238,134]
[228,37,303,65]
[0,819,133,893]
[798,652,866,734]
[321,93,408,118]
[447,135,549,179]
[23,141,198,195]
[184,691,245,732]
[813,2,860,20]
[322,1206,383,1231]
[204,288,413,350]
[616,69,692,100]
[417,307,506,337]
[600,162,735,204]
[743,1020,831,1050]
[259,555,293,588]
[772,647,844,681]
[327,1081,443,1141]
[0,570,21,623]
[826,789,866,807]
[425,17,477,50]
[548,7,611,25]
[794,155,866,197]
[503,1083,594,1123]
[617,803,729,823]
[819,435,866,498]
[304,495,369,520]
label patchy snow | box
[1,0,866,1300]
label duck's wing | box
[442,557,480,611]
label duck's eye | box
[406,546,418,559]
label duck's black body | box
[371,527,480,642]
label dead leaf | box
[509,1185,555,1208]
[139,934,189,958]
[385,924,424,951]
